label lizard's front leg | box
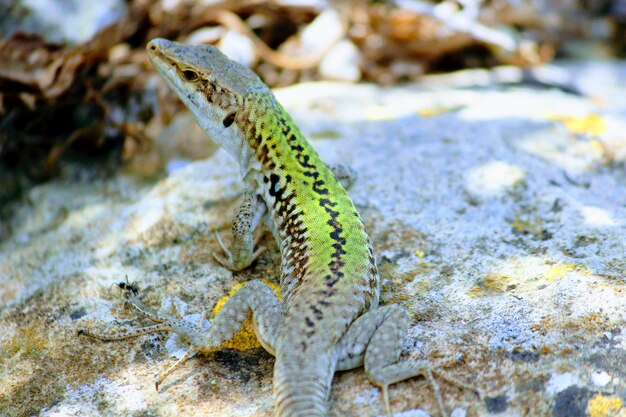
[157,279,283,388]
[213,190,267,271]
[79,279,283,390]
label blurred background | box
[0,0,625,210]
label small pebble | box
[546,372,580,394]
[451,408,467,417]
[319,40,361,82]
[591,371,611,387]
[300,9,343,56]
[218,30,256,67]
[464,160,526,200]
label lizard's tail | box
[273,350,335,417]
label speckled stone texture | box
[1,62,626,417]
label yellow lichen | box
[590,139,605,153]
[1,321,47,359]
[544,264,577,281]
[412,280,431,294]
[415,261,433,274]
[530,315,553,334]
[511,213,543,236]
[564,311,609,333]
[469,285,484,297]
[548,114,606,135]
[539,345,553,355]
[212,279,282,350]
[470,274,511,297]
[418,104,464,117]
[365,106,396,121]
[588,394,623,417]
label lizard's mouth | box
[146,39,163,64]
[146,38,177,73]
[145,39,191,103]
[146,38,172,59]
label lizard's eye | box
[223,111,236,128]
[182,69,199,82]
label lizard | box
[78,38,474,417]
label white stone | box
[465,160,526,200]
[319,40,361,82]
[21,0,126,43]
[218,30,256,67]
[185,27,223,45]
[546,373,580,394]
[300,8,343,56]
[591,371,611,387]
[451,408,467,417]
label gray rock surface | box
[1,62,626,417]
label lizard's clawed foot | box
[211,232,266,271]
[155,346,199,391]
[78,279,211,390]
[377,365,478,417]
[423,365,480,417]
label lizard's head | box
[147,38,269,165]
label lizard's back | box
[237,93,381,414]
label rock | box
[217,29,256,67]
[546,372,581,394]
[185,26,223,45]
[3,0,127,44]
[299,8,344,57]
[319,39,361,82]
[450,408,467,417]
[2,61,626,417]
[591,370,612,387]
[155,111,220,166]
[464,160,526,201]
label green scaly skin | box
[78,38,473,417]
[234,81,378,308]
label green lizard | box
[79,38,472,417]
